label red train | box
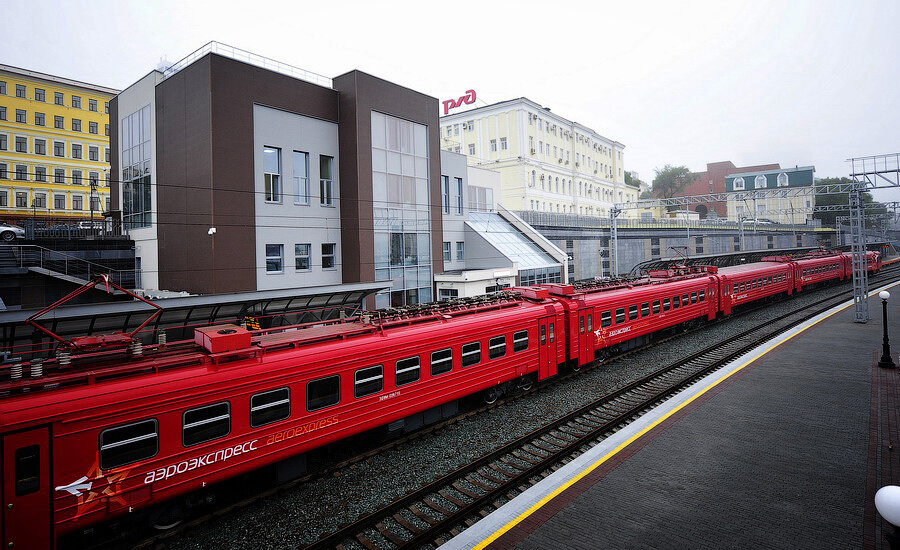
[0,250,881,548]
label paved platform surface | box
[441,282,900,550]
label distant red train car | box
[840,251,881,277]
[717,261,794,315]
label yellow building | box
[440,98,638,219]
[0,64,119,223]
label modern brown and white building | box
[111,43,444,307]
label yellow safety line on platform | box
[473,282,899,550]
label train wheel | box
[517,376,534,391]
[483,387,502,404]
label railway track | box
[128,266,900,550]
[303,273,899,550]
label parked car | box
[0,223,25,242]
[756,218,777,225]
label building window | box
[443,241,451,262]
[490,139,497,152]
[53,194,65,209]
[15,136,26,153]
[733,177,745,191]
[35,167,46,182]
[777,172,789,187]
[53,141,64,157]
[456,241,464,260]
[0,81,5,94]
[262,146,281,202]
[34,112,45,126]
[54,92,63,105]
[104,101,109,114]
[33,193,46,208]
[438,288,458,300]
[0,163,6,179]
[15,84,25,98]
[34,88,44,102]
[72,144,82,159]
[71,96,81,109]
[295,243,311,270]
[0,191,6,205]
[105,123,109,136]
[54,115,63,129]
[122,105,153,229]
[105,148,110,162]
[0,134,5,151]
[454,177,463,214]
[15,109,25,123]
[15,191,27,207]
[754,175,767,189]
[89,99,98,112]
[468,143,475,155]
[89,171,99,187]
[72,119,81,132]
[265,244,284,273]
[441,175,450,214]
[72,170,82,185]
[72,195,83,210]
[89,146,98,161]
[33,139,45,155]
[54,168,65,184]
[292,151,310,205]
[0,107,5,121]
[322,243,336,269]
[500,137,507,150]
[89,121,98,134]
[319,155,334,206]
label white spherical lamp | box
[875,485,900,526]
[881,291,891,300]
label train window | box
[733,283,738,293]
[698,290,705,302]
[307,376,342,412]
[628,305,638,320]
[652,300,661,314]
[673,295,680,309]
[183,402,231,446]
[251,387,291,426]
[587,315,593,331]
[579,316,585,334]
[616,307,625,323]
[682,293,690,305]
[462,342,481,367]
[751,280,756,289]
[691,292,698,304]
[431,348,453,375]
[354,366,385,398]
[663,298,670,311]
[513,330,529,352]
[489,336,507,359]
[99,419,158,470]
[396,356,421,385]
[549,323,556,342]
[641,302,650,317]
[15,446,40,496]
[540,325,546,345]
[601,311,612,327]
[768,276,773,284]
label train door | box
[538,316,558,378]
[577,309,593,366]
[3,428,52,550]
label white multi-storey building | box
[440,98,637,218]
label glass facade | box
[121,105,152,229]
[371,111,431,308]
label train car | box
[540,267,719,366]
[793,252,847,291]
[717,260,795,315]
[840,251,881,277]
[0,290,566,548]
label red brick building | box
[669,161,781,219]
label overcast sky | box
[6,0,899,200]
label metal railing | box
[513,210,823,231]
[161,41,333,88]
[1,245,134,287]
[849,153,900,177]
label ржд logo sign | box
[442,90,476,115]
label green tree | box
[651,165,693,199]
[624,171,643,189]
[813,177,887,228]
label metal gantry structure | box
[609,153,900,322]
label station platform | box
[441,282,900,550]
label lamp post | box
[875,485,900,548]
[879,290,895,368]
